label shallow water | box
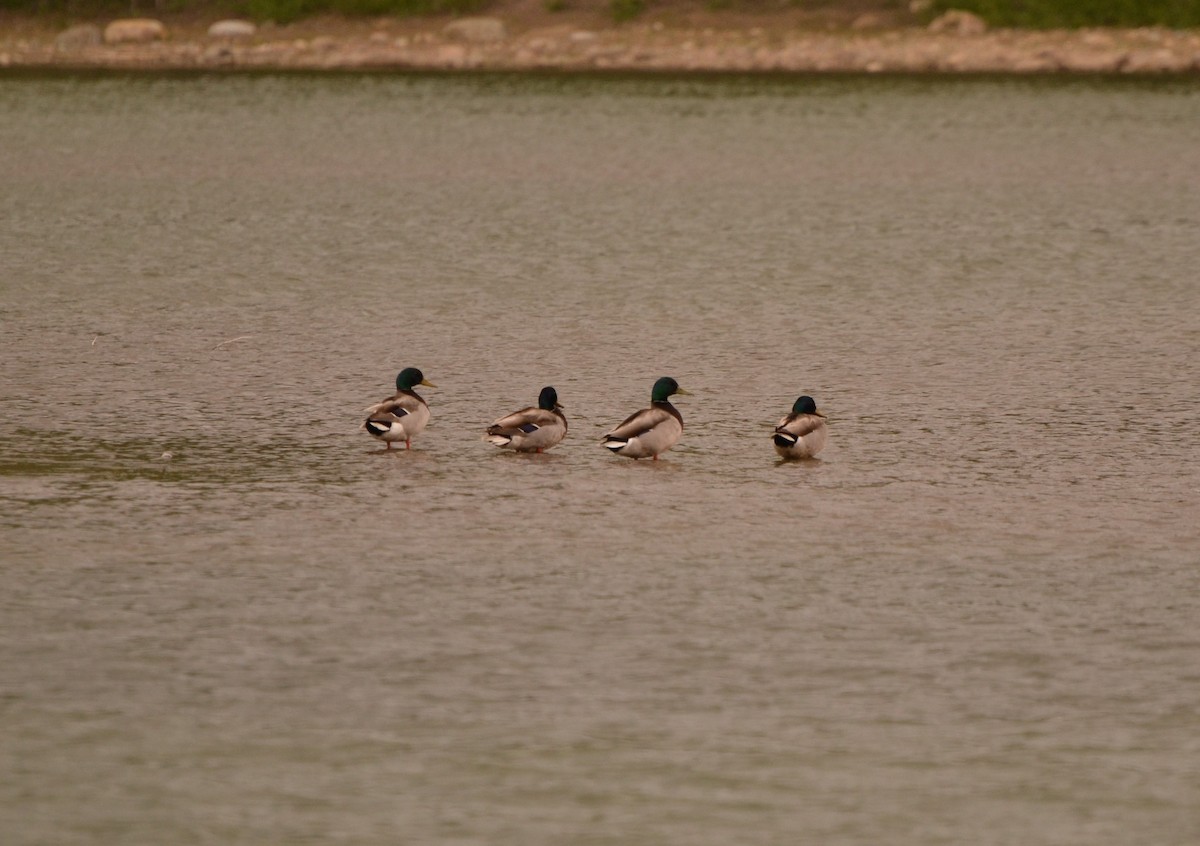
[2,72,1199,845]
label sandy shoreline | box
[3,11,1200,74]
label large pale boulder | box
[443,17,507,43]
[104,19,167,44]
[55,24,103,51]
[928,10,987,35]
[207,20,257,40]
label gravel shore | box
[3,10,1200,74]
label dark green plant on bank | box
[609,0,644,21]
[0,0,193,14]
[242,0,484,22]
[928,0,1200,28]
[5,0,1200,26]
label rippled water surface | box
[2,72,1199,845]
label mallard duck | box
[601,376,690,460]
[772,395,827,459]
[363,367,437,450]
[484,386,567,453]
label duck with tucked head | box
[772,395,827,460]
[601,376,690,460]
[484,386,567,453]
[364,367,437,450]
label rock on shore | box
[103,18,167,45]
[3,12,1199,73]
[207,20,257,40]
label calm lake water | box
[2,71,1199,845]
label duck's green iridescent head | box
[793,395,821,415]
[651,376,690,403]
[397,367,436,391]
[538,386,561,410]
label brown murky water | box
[2,73,1199,845]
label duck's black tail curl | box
[365,419,390,437]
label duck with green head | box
[484,386,567,453]
[601,376,690,460]
[772,395,827,459]
[364,367,437,450]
